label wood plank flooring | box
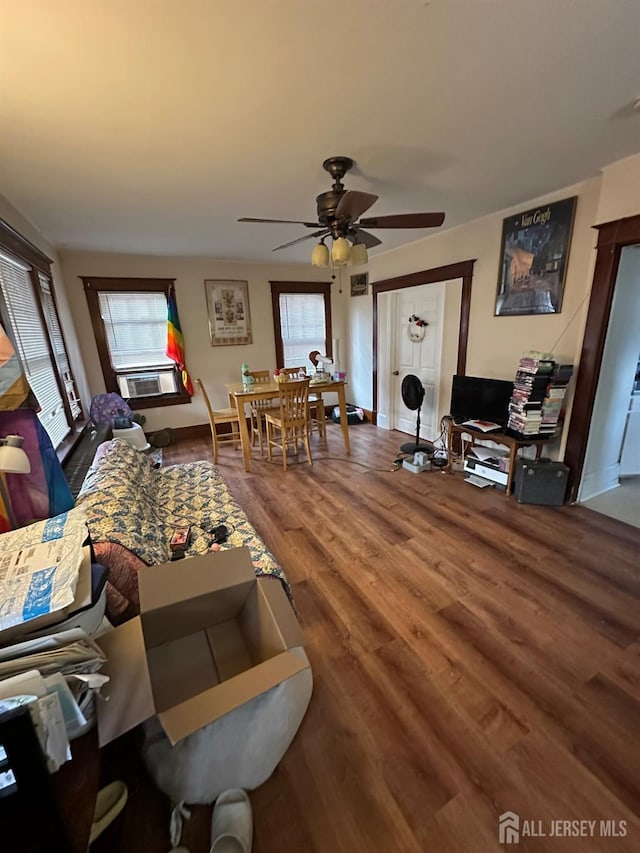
[95,423,640,853]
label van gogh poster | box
[495,196,577,316]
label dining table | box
[225,378,351,472]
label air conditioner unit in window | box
[125,373,163,397]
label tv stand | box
[446,420,549,495]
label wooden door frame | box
[372,260,476,419]
[564,212,640,502]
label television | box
[449,375,513,428]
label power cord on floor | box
[259,452,400,473]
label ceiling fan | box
[238,156,445,266]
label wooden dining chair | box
[281,367,326,441]
[196,378,240,464]
[264,378,313,470]
[246,370,279,455]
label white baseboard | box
[579,462,620,502]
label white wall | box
[0,192,91,414]
[596,153,640,224]
[59,250,347,432]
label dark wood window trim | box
[269,281,333,368]
[82,276,191,409]
[371,260,476,418]
[0,217,85,451]
[564,212,640,502]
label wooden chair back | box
[264,378,312,470]
[196,378,239,464]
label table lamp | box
[0,435,31,530]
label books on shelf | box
[508,352,574,437]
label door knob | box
[392,370,400,376]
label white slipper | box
[210,788,253,853]
[89,780,128,844]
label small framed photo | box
[350,272,368,297]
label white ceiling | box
[1,0,639,264]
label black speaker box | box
[514,458,569,505]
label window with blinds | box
[278,292,327,368]
[0,254,74,447]
[98,290,177,398]
[83,278,189,408]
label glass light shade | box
[350,243,368,266]
[0,436,31,474]
[311,242,329,267]
[331,237,351,266]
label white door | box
[391,284,445,441]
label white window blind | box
[278,293,326,368]
[98,291,173,369]
[38,274,82,420]
[0,254,71,447]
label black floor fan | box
[400,375,435,456]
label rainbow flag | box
[166,285,194,396]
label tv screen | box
[449,375,513,427]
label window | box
[0,218,83,450]
[83,277,190,408]
[270,281,332,370]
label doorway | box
[577,244,640,528]
[378,283,445,443]
[372,259,475,442]
[564,212,640,524]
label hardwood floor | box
[97,423,640,852]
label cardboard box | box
[97,547,307,746]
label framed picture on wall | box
[350,272,368,297]
[204,279,253,346]
[495,196,577,316]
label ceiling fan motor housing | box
[317,156,355,230]
[316,190,347,228]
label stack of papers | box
[0,628,106,679]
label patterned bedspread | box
[76,439,289,623]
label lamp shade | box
[311,241,329,267]
[331,237,351,266]
[350,242,368,266]
[0,435,31,474]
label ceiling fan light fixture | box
[350,242,368,266]
[311,240,329,267]
[331,236,351,266]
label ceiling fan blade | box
[239,217,321,228]
[350,227,382,248]
[358,212,446,229]
[273,229,329,252]
[335,190,378,221]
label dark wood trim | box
[128,388,191,410]
[564,212,640,502]
[371,260,476,415]
[0,216,53,272]
[168,423,212,442]
[269,281,332,368]
[30,269,79,429]
[82,276,190,409]
[81,277,175,292]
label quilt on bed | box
[76,439,290,622]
